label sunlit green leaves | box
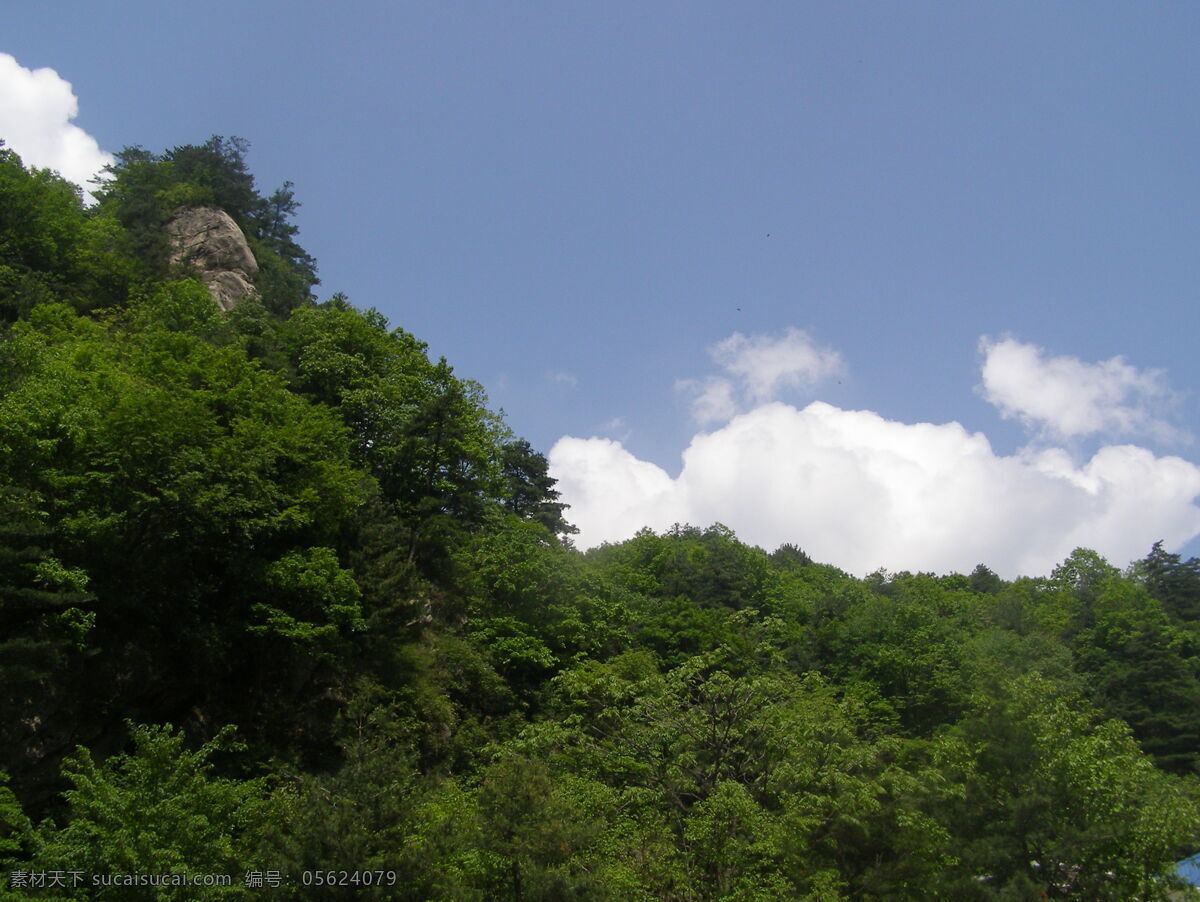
[28,724,270,901]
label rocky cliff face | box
[165,206,258,311]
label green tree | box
[259,694,427,902]
[27,724,270,901]
[0,146,137,319]
[0,295,366,770]
[0,146,87,320]
[0,772,31,873]
[1139,541,1200,623]
[283,300,509,577]
[499,440,576,537]
[94,137,317,311]
[0,486,94,794]
[473,757,609,901]
[1072,576,1200,773]
[943,674,1199,900]
[539,654,955,900]
[812,572,976,735]
[968,563,1005,595]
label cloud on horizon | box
[551,332,1200,578]
[0,53,111,199]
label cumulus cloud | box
[678,328,845,424]
[0,53,111,199]
[547,371,579,388]
[713,328,846,401]
[979,336,1185,443]
[551,400,1200,579]
[551,436,683,543]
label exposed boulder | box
[165,206,258,311]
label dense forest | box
[2,137,1200,900]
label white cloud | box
[979,336,1185,443]
[675,376,738,426]
[679,328,845,424]
[0,53,111,200]
[551,400,1200,579]
[550,436,683,543]
[547,371,578,388]
[713,328,845,401]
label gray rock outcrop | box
[165,206,258,311]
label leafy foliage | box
[27,724,269,901]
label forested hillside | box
[2,138,1200,900]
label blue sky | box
[4,2,1199,576]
